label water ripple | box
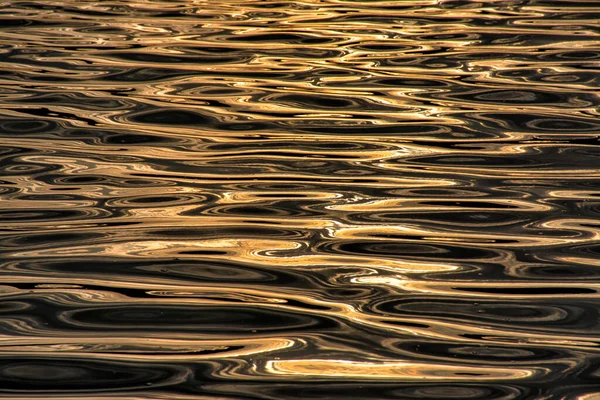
[1,0,600,398]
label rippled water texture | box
[2,0,600,398]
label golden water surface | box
[1,0,600,398]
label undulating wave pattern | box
[1,0,600,398]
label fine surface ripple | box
[1,0,600,399]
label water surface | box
[1,0,600,399]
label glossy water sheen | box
[1,0,600,398]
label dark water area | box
[1,0,600,398]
